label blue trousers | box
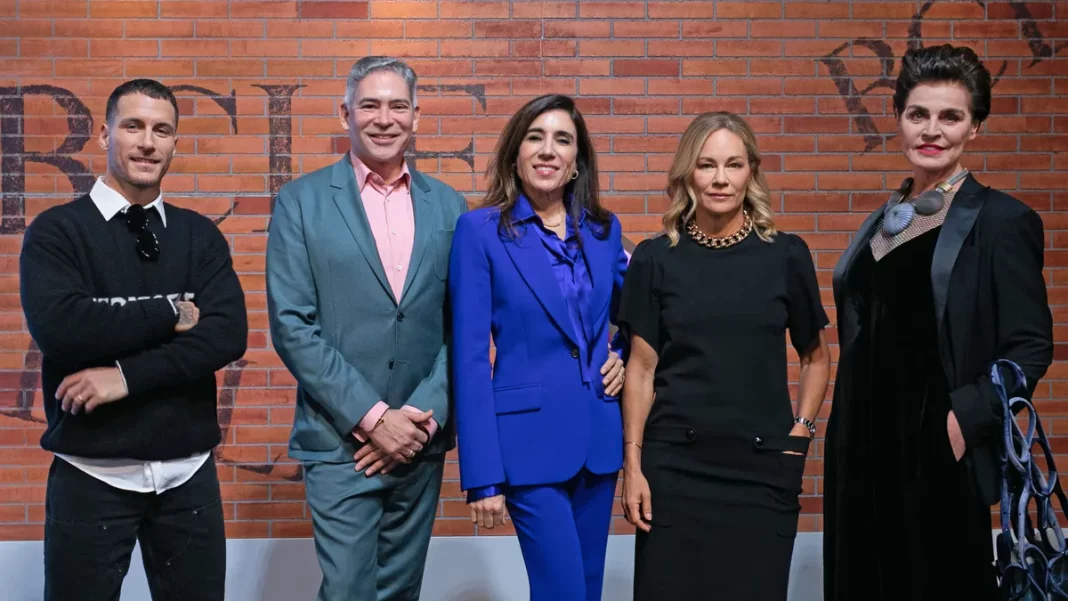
[505,469,618,601]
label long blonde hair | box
[662,112,776,246]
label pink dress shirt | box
[349,152,438,443]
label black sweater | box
[20,193,248,460]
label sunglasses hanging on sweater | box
[122,204,161,261]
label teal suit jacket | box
[267,154,467,463]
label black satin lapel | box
[931,178,985,339]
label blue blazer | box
[449,206,628,492]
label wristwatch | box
[794,416,817,438]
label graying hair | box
[343,56,418,107]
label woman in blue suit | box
[449,94,628,601]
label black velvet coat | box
[823,174,1054,600]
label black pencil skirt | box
[633,426,809,601]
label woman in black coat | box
[823,44,1054,601]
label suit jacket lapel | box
[330,155,396,304]
[931,174,985,347]
[502,223,581,349]
[400,170,433,303]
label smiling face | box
[515,109,578,201]
[690,128,752,220]
[898,81,979,176]
[340,70,419,176]
[99,92,177,193]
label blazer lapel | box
[832,207,883,303]
[400,170,433,302]
[330,155,396,304]
[581,221,610,345]
[502,223,581,349]
[931,174,985,346]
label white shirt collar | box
[89,177,167,227]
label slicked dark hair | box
[482,94,611,240]
[105,78,179,128]
[893,44,992,124]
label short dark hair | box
[105,79,180,128]
[481,94,611,240]
[893,44,992,124]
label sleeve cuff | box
[353,401,390,443]
[114,361,129,394]
[467,484,503,504]
[399,404,438,442]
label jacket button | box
[388,359,394,370]
[571,348,579,359]
[397,312,405,322]
[685,429,696,441]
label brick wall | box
[1,0,1065,541]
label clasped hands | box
[353,408,435,477]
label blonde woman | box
[617,112,831,600]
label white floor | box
[0,534,825,601]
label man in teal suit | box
[266,57,467,601]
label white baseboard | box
[0,534,825,600]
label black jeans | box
[44,455,226,601]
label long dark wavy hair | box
[481,94,611,240]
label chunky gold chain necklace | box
[686,210,753,249]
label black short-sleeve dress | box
[618,228,829,601]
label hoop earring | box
[571,170,579,181]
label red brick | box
[201,20,268,37]
[299,1,368,18]
[924,1,988,19]
[162,40,228,57]
[230,1,297,18]
[161,0,228,17]
[232,40,300,57]
[580,40,644,57]
[647,1,713,18]
[404,20,470,38]
[753,20,816,38]
[786,2,849,18]
[613,59,678,77]
[987,2,1054,19]
[613,20,679,37]
[681,21,748,38]
[579,2,645,18]
[648,40,714,57]
[20,1,87,18]
[544,59,611,77]
[440,1,508,18]
[55,59,123,76]
[440,41,510,57]
[512,2,576,18]
[369,0,435,18]
[852,2,916,18]
[20,39,88,57]
[955,21,1021,38]
[125,59,194,76]
[544,20,610,38]
[717,78,781,95]
[90,39,158,57]
[716,1,781,18]
[716,40,782,57]
[52,18,122,37]
[680,97,748,115]
[475,20,541,38]
[90,0,157,17]
[474,60,541,77]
